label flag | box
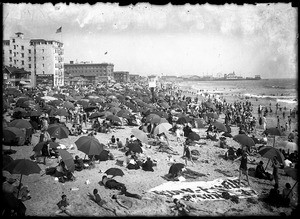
[104,51,108,55]
[56,27,62,33]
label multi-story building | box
[2,32,64,87]
[64,62,114,84]
[129,74,141,82]
[113,71,129,83]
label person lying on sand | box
[87,189,117,215]
[101,176,142,199]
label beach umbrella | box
[89,112,103,119]
[3,158,41,198]
[205,112,219,119]
[145,114,161,124]
[152,111,169,119]
[212,121,227,132]
[233,134,255,147]
[55,108,69,117]
[94,150,110,161]
[9,119,32,129]
[127,142,143,153]
[131,129,148,144]
[75,136,104,155]
[258,146,285,170]
[3,127,23,146]
[57,149,75,173]
[283,167,298,199]
[168,163,185,176]
[3,155,13,168]
[29,109,42,117]
[41,96,58,101]
[277,141,298,152]
[204,102,216,110]
[105,168,124,178]
[83,105,98,112]
[264,127,283,147]
[65,96,76,102]
[108,107,122,115]
[153,123,172,136]
[13,107,27,114]
[99,111,113,118]
[106,115,122,124]
[116,109,132,118]
[176,116,192,124]
[63,101,75,109]
[33,141,60,152]
[15,97,30,107]
[187,132,200,141]
[47,124,69,139]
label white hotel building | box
[3,32,64,87]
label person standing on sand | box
[183,141,194,166]
[263,115,267,130]
[233,149,251,187]
[272,156,280,186]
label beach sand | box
[2,88,298,217]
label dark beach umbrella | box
[95,150,109,161]
[47,124,69,139]
[9,119,32,129]
[83,105,98,112]
[131,129,148,144]
[33,141,59,152]
[205,112,219,119]
[3,154,13,168]
[3,127,23,145]
[127,142,143,154]
[108,107,122,115]
[4,158,41,198]
[264,127,284,147]
[212,121,227,132]
[13,107,27,114]
[106,114,122,124]
[105,167,124,178]
[176,116,192,124]
[55,108,69,117]
[29,110,42,117]
[204,102,216,110]
[57,149,75,172]
[233,134,255,147]
[89,112,103,119]
[168,163,185,176]
[75,136,104,155]
[48,99,62,107]
[99,111,113,118]
[258,146,285,170]
[188,132,200,141]
[16,97,30,107]
[145,114,161,124]
[116,109,132,118]
[63,101,75,109]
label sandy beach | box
[2,84,298,217]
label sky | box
[3,3,298,78]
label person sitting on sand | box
[255,161,272,180]
[74,155,85,171]
[171,198,190,216]
[87,189,117,215]
[127,156,140,170]
[116,138,123,148]
[141,156,154,172]
[224,147,237,160]
[56,194,71,216]
[266,183,281,207]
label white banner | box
[148,177,257,202]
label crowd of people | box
[2,82,298,216]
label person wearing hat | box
[255,161,272,180]
[141,156,154,172]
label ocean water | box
[180,78,297,103]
